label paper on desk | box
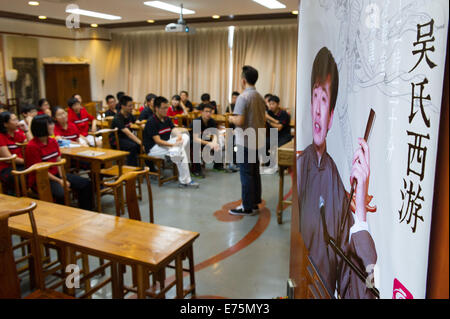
[77,150,105,157]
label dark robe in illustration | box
[297,144,377,299]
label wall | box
[0,17,111,104]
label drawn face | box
[311,76,334,150]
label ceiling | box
[0,0,299,25]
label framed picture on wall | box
[12,57,40,106]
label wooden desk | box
[47,212,199,299]
[2,194,200,299]
[277,140,294,224]
[60,146,129,213]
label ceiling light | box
[212,15,220,19]
[38,15,47,19]
[252,0,286,9]
[143,1,195,14]
[28,1,39,6]
[65,8,122,20]
[292,10,298,15]
[90,24,98,27]
[147,19,155,23]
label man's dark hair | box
[154,96,169,109]
[311,47,339,114]
[38,98,48,108]
[242,65,258,86]
[21,104,37,115]
[268,95,280,104]
[105,95,115,103]
[116,91,125,101]
[172,95,181,102]
[232,91,240,97]
[201,104,213,111]
[264,93,272,100]
[31,114,53,138]
[119,95,133,107]
[145,93,156,103]
[201,93,210,102]
[67,97,80,108]
[180,91,189,96]
[0,111,12,134]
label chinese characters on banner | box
[399,19,436,234]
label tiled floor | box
[16,164,293,299]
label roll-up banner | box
[295,0,448,299]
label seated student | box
[196,93,218,114]
[37,98,51,116]
[25,115,93,210]
[104,95,117,117]
[190,104,228,177]
[18,104,37,140]
[67,97,99,146]
[225,92,240,113]
[180,91,193,112]
[111,95,141,166]
[115,91,125,112]
[52,106,88,145]
[0,112,27,194]
[143,96,199,188]
[167,95,188,126]
[73,93,83,104]
[265,95,292,162]
[139,93,156,121]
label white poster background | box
[296,0,448,298]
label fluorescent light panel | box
[65,8,121,20]
[252,0,286,9]
[143,1,195,14]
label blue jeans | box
[238,146,262,211]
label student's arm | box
[122,128,142,145]
[229,115,244,127]
[172,127,189,135]
[0,146,24,165]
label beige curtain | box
[104,28,229,108]
[232,24,298,113]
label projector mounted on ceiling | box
[165,4,195,34]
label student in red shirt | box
[25,115,93,210]
[0,112,27,194]
[37,98,51,116]
[52,106,88,145]
[167,95,188,126]
[67,97,97,138]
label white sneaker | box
[235,204,259,213]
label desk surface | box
[1,194,199,268]
[60,146,129,161]
[50,213,199,268]
[1,195,95,237]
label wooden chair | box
[138,145,179,187]
[103,167,153,222]
[12,159,70,205]
[104,167,177,298]
[0,202,74,299]
[96,128,143,215]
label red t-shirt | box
[25,137,61,186]
[167,106,184,125]
[68,107,94,137]
[0,130,26,171]
[54,122,80,142]
[37,110,45,115]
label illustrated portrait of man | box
[296,47,377,299]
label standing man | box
[228,66,266,216]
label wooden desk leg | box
[136,264,146,299]
[277,166,286,224]
[175,254,184,299]
[91,162,102,213]
[188,246,196,298]
[64,246,77,297]
[111,262,122,299]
